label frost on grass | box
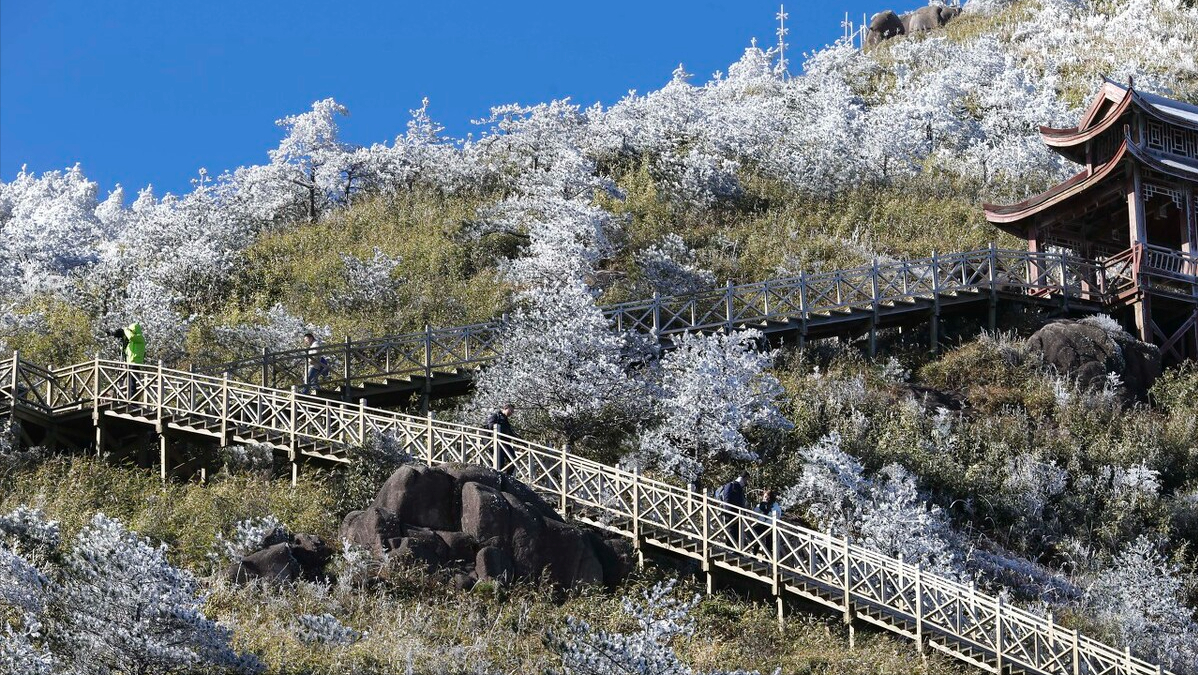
[550,579,776,675]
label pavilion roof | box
[1038,80,1198,162]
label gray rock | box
[475,546,514,584]
[1027,319,1161,399]
[340,506,405,556]
[227,542,302,583]
[460,482,511,542]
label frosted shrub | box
[334,539,375,593]
[0,506,61,558]
[859,464,963,578]
[219,442,275,475]
[550,579,773,675]
[1081,536,1198,672]
[780,432,866,534]
[637,330,790,481]
[635,234,716,297]
[296,613,362,646]
[879,356,910,383]
[1002,453,1067,521]
[329,246,404,313]
[472,280,641,448]
[212,304,328,360]
[55,513,262,674]
[215,515,289,564]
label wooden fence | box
[1,355,1173,675]
[200,246,1167,393]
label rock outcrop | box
[226,531,333,584]
[341,463,630,590]
[1027,317,1161,399]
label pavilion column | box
[1027,224,1043,288]
[1184,187,1197,258]
[1128,165,1147,247]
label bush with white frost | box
[1081,536,1198,673]
[637,330,790,481]
[0,508,261,675]
[550,579,775,675]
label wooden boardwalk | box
[199,246,1167,406]
[1,356,1174,675]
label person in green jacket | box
[110,323,146,364]
[109,323,146,399]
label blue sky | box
[1,1,884,197]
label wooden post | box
[995,595,1004,674]
[159,432,168,484]
[869,259,880,358]
[288,385,298,486]
[559,445,568,514]
[491,424,501,471]
[1071,629,1080,675]
[155,360,164,423]
[930,251,941,354]
[798,272,808,350]
[425,412,434,464]
[724,280,735,333]
[92,357,102,456]
[631,467,643,567]
[771,512,782,630]
[422,325,433,413]
[701,490,712,594]
[842,537,854,649]
[652,292,662,334]
[261,347,269,387]
[915,563,925,656]
[988,242,998,331]
[219,373,229,447]
[358,399,366,446]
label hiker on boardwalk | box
[300,333,328,395]
[485,404,517,475]
[716,473,749,548]
[109,323,146,398]
[752,488,782,554]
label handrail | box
[0,356,1174,675]
[198,247,1136,391]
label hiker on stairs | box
[485,404,517,475]
[300,333,329,395]
[109,322,146,399]
[716,472,749,549]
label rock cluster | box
[226,531,333,584]
[340,463,631,590]
[1027,318,1161,399]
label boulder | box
[227,542,302,584]
[341,506,405,556]
[460,482,511,542]
[1027,318,1161,399]
[341,462,629,591]
[374,465,459,531]
[476,546,514,584]
[291,533,334,580]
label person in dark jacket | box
[485,404,516,475]
[717,473,749,549]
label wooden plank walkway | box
[1,356,1174,675]
[198,246,1159,406]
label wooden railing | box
[1,355,1174,675]
[1142,244,1198,286]
[200,247,1118,392]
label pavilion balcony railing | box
[1140,244,1198,285]
[0,354,1176,675]
[196,247,1114,394]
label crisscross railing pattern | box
[2,355,1173,675]
[200,246,1175,394]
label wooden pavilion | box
[984,79,1198,363]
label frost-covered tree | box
[53,513,262,675]
[1082,536,1198,673]
[550,579,773,675]
[0,165,104,295]
[635,234,716,297]
[782,434,962,576]
[329,247,404,313]
[471,280,641,448]
[265,98,359,222]
[636,330,790,481]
